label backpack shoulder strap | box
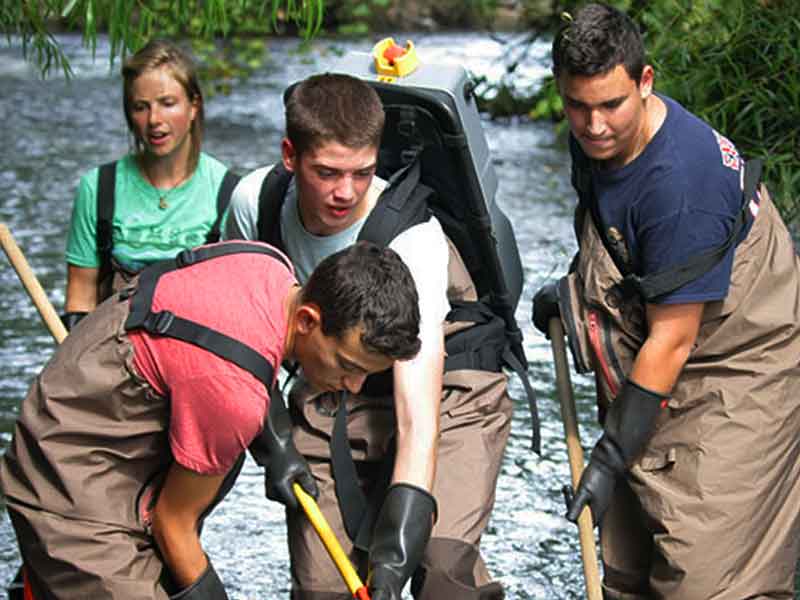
[358,159,432,246]
[96,160,117,280]
[206,169,241,243]
[257,164,293,250]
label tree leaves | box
[2,0,325,78]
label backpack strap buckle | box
[175,249,198,268]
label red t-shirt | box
[129,242,296,475]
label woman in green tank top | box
[63,39,234,330]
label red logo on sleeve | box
[713,131,741,172]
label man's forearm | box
[152,518,208,589]
[628,335,690,395]
[391,342,443,491]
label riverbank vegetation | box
[3,0,798,226]
[508,0,799,228]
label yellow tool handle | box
[293,483,370,600]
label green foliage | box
[325,0,495,36]
[1,0,324,78]
[190,37,271,96]
[636,0,800,224]
[528,75,562,121]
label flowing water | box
[0,33,794,599]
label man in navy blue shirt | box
[533,3,800,598]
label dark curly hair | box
[301,241,421,361]
[552,3,646,83]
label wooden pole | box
[548,317,603,600]
[293,483,370,600]
[0,223,66,343]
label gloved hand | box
[368,484,437,600]
[169,558,229,600]
[249,387,318,511]
[564,433,625,526]
[532,282,560,337]
[565,379,667,526]
[60,311,88,332]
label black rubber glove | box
[532,282,560,336]
[169,558,229,600]
[566,379,667,526]
[248,387,318,511]
[60,311,88,332]
[368,483,437,600]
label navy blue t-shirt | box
[572,95,754,304]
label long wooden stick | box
[293,483,370,600]
[0,223,67,343]
[548,317,603,600]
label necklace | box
[156,185,179,210]
[141,162,188,210]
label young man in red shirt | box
[1,240,422,599]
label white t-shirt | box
[222,165,450,335]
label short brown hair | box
[285,73,385,156]
[121,39,204,172]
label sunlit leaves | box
[2,0,325,78]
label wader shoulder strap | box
[572,156,635,278]
[205,169,241,243]
[96,160,117,284]
[257,164,293,250]
[573,150,763,302]
[358,159,432,246]
[617,159,763,301]
[124,243,290,387]
[331,397,395,550]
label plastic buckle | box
[147,310,175,335]
[175,249,196,268]
[397,119,415,138]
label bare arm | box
[391,332,444,490]
[387,219,450,492]
[65,264,100,312]
[151,462,226,588]
[629,301,705,394]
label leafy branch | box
[1,0,325,78]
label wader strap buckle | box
[144,311,176,335]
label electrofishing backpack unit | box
[331,40,528,369]
[258,41,537,448]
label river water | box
[0,33,794,599]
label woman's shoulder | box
[197,152,233,181]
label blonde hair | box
[121,39,204,173]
